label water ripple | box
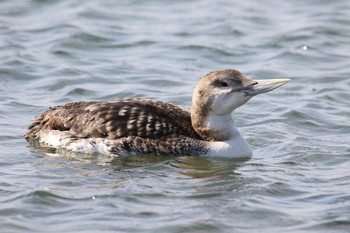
[1,0,350,232]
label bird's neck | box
[191,109,253,158]
[191,109,240,141]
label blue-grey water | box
[1,0,350,232]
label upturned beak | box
[242,79,290,96]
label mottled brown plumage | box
[25,98,202,136]
[24,98,206,156]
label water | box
[1,0,350,232]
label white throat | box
[205,113,239,140]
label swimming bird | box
[24,69,289,158]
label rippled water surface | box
[1,0,350,232]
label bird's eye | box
[221,82,228,87]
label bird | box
[24,69,289,158]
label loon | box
[24,69,289,158]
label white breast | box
[205,134,252,158]
[203,113,252,158]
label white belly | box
[38,130,116,156]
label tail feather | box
[24,101,97,139]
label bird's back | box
[24,98,201,141]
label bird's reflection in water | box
[172,156,248,180]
